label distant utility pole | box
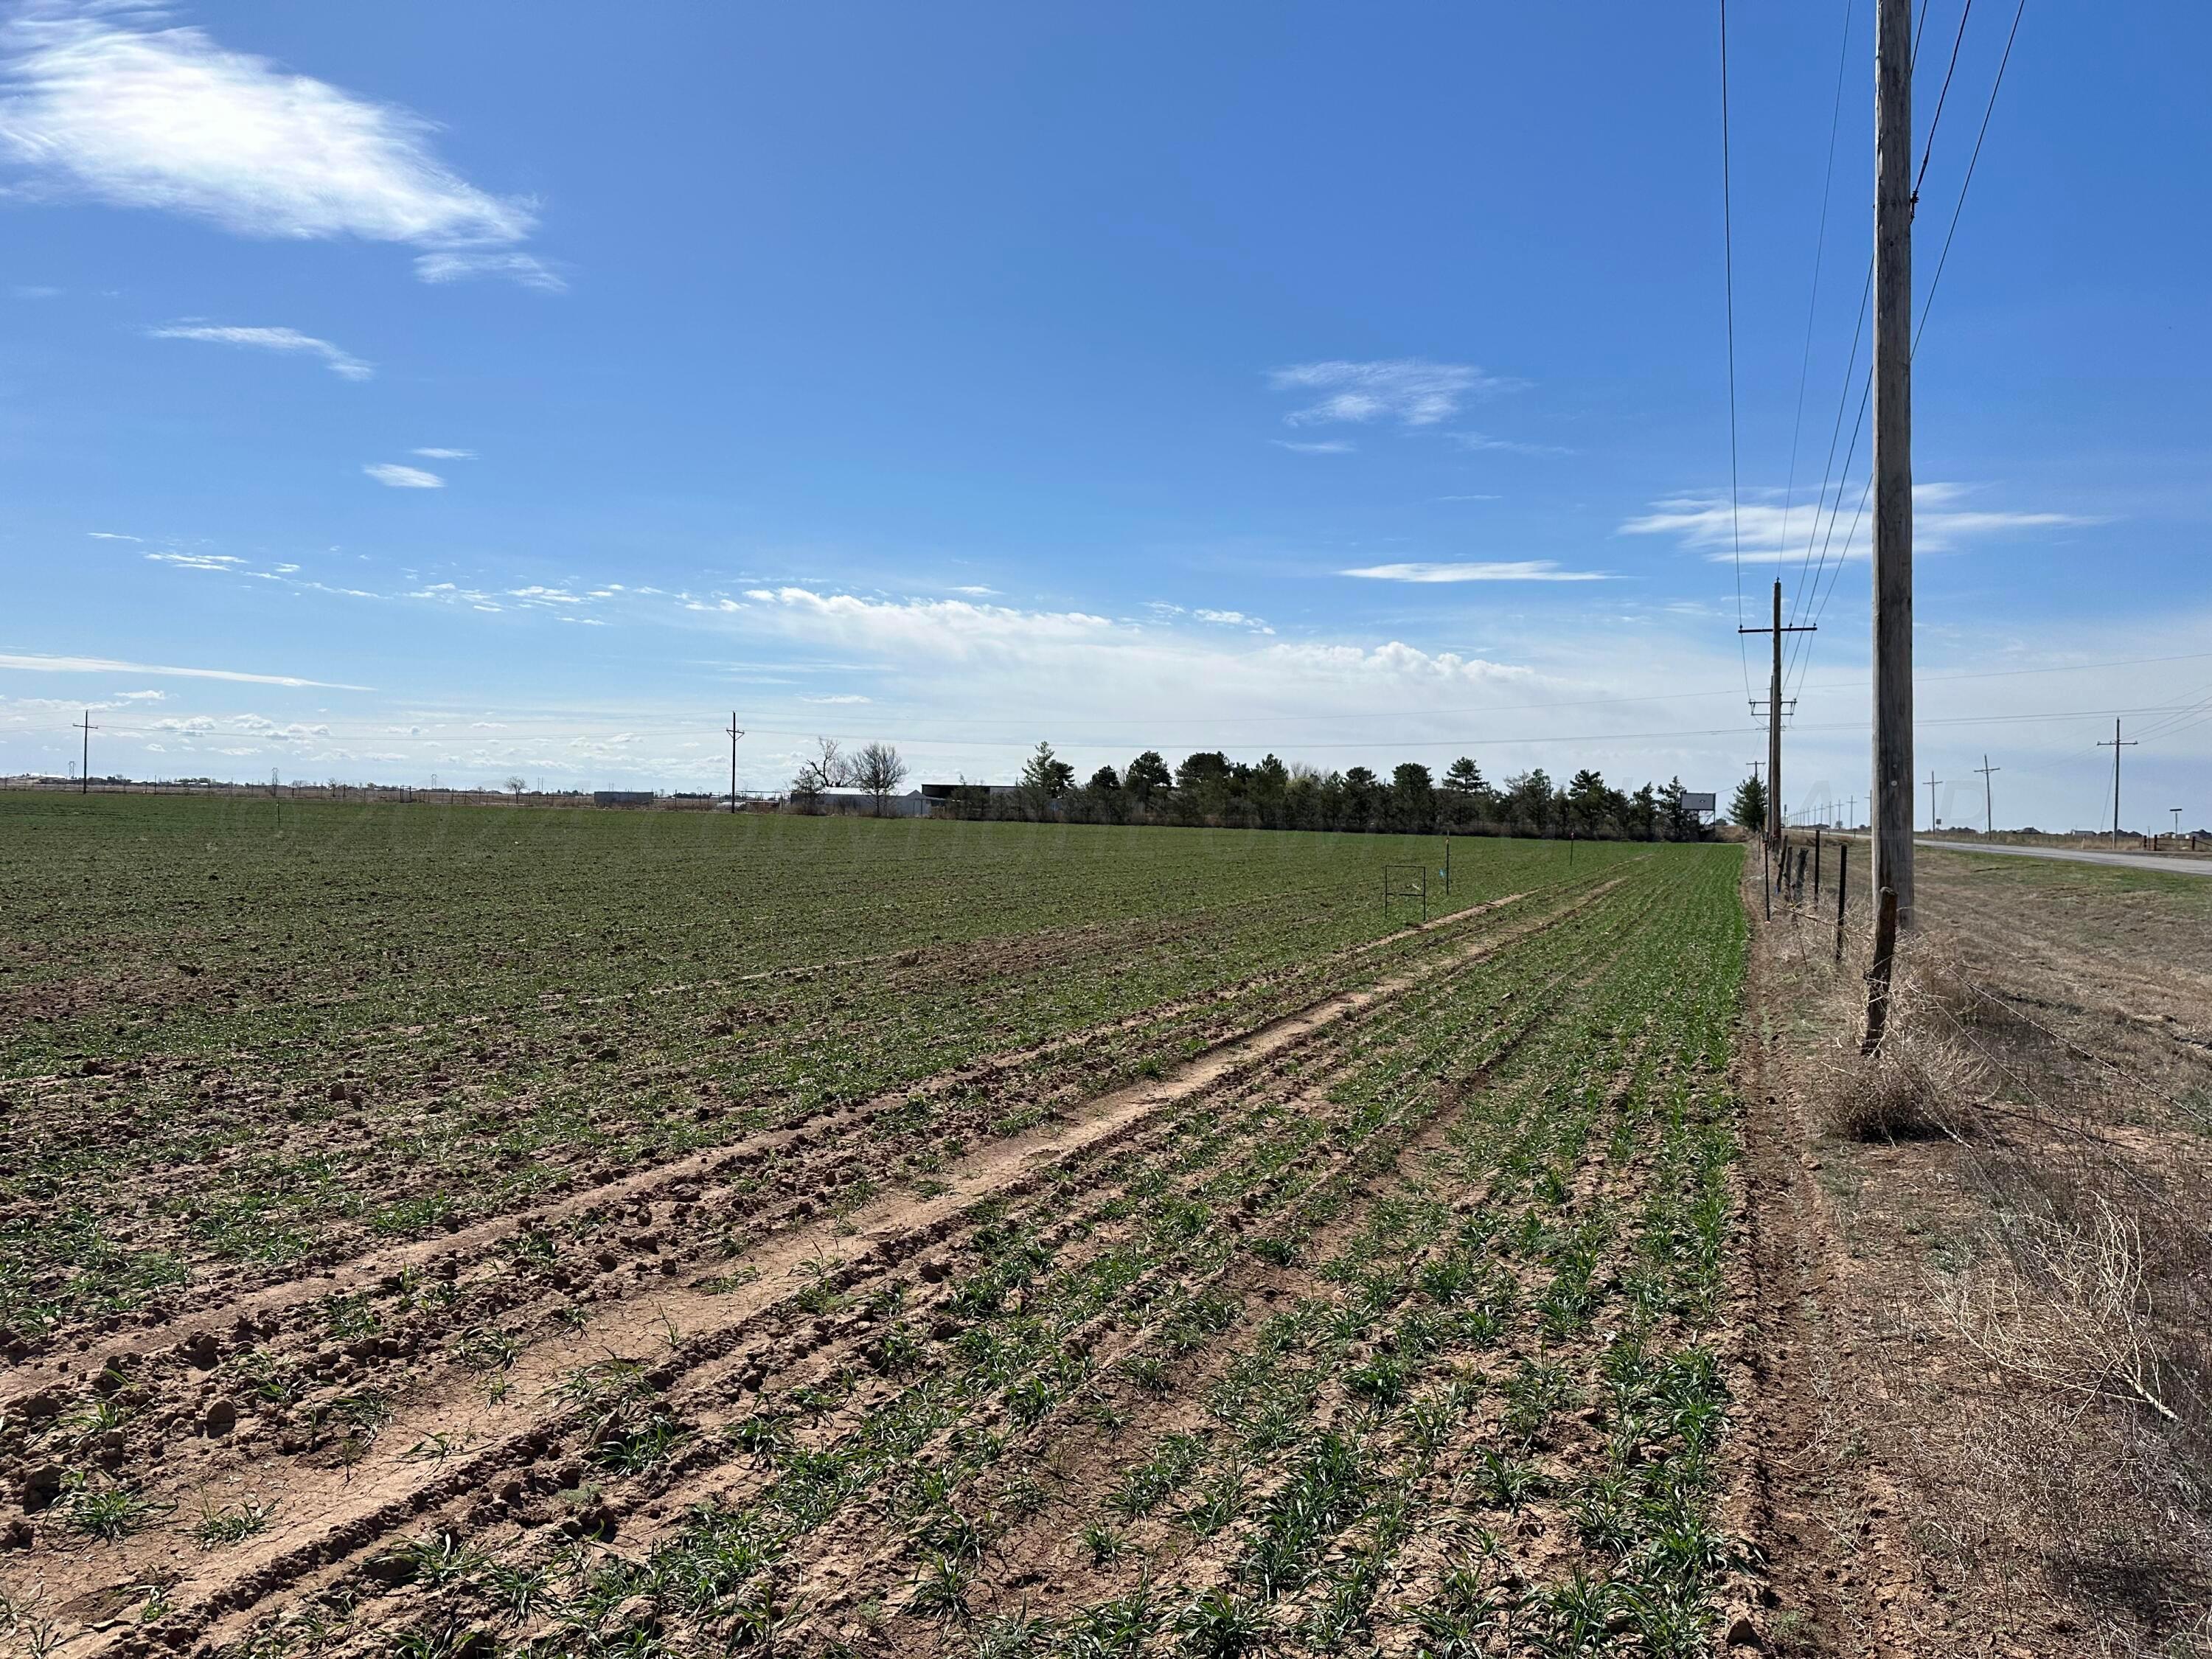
[2098,719,2136,841]
[1872,0,1916,922]
[1741,579,1814,842]
[1973,754,2000,834]
[76,709,97,795]
[1924,771,1943,832]
[2172,807,2185,835]
[723,713,745,814]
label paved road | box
[1913,837,2212,877]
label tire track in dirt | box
[49,879,1638,1655]
[1733,893,1955,1658]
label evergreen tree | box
[1729,774,1767,832]
[1124,751,1172,805]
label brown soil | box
[1734,844,2212,1658]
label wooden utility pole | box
[1924,771,1943,832]
[1741,579,1813,842]
[723,713,745,814]
[2098,720,2136,842]
[1872,0,1916,923]
[76,709,97,795]
[1973,754,2000,834]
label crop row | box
[141,846,1748,1658]
[0,821,1632,1346]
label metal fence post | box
[1834,842,1849,963]
[1862,886,1899,1053]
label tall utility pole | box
[76,709,97,795]
[1872,0,1916,922]
[1740,579,1814,841]
[1973,754,2000,834]
[2098,720,2136,842]
[723,714,745,814]
[1924,771,1943,831]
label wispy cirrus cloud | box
[0,650,367,689]
[0,2,555,289]
[147,323,371,380]
[364,462,443,489]
[414,251,563,291]
[1619,481,2096,564]
[1268,358,1522,428]
[1448,431,1573,456]
[145,550,245,571]
[1341,560,1607,584]
[1273,439,1355,455]
[411,447,473,459]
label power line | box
[1913,0,1976,200]
[86,702,2212,760]
[1717,0,1753,706]
[1793,1,2030,694]
[1916,0,2028,345]
[1778,0,1859,602]
[65,648,2212,749]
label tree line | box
[895,742,1717,841]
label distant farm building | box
[593,790,657,808]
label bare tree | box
[850,742,908,814]
[790,736,851,804]
[505,775,528,801]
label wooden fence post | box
[1861,886,1899,1054]
[1761,835,1772,922]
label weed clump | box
[1812,946,1988,1141]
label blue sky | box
[3,1,2206,830]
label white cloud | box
[1193,608,1276,634]
[411,447,473,459]
[1619,482,2096,564]
[1449,432,1573,456]
[364,462,443,489]
[13,282,60,297]
[947,585,998,597]
[1341,561,1607,583]
[414,251,563,292]
[147,324,370,380]
[802,694,872,705]
[0,4,547,285]
[0,650,367,689]
[1435,494,1502,502]
[145,550,245,570]
[1268,359,1521,427]
[1273,439,1355,454]
[86,529,140,539]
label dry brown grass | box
[1947,1199,2179,1425]
[1752,846,2212,1649]
[1806,939,1990,1142]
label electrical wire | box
[1718,0,1753,708]
[1913,0,1976,199]
[1777,0,1859,602]
[1916,0,2028,346]
[80,703,2212,760]
[1793,0,2031,688]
